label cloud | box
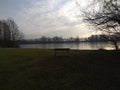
[18,0,92,39]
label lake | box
[20,42,120,50]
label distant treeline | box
[20,34,120,44]
[88,35,109,42]
[20,36,81,44]
[88,34,120,42]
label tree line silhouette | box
[0,18,23,48]
[20,34,120,44]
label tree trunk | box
[114,42,119,50]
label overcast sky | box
[0,0,96,39]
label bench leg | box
[55,51,56,56]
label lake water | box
[20,42,120,50]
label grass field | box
[0,48,120,90]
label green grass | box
[0,48,120,90]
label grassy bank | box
[0,49,120,90]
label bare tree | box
[82,0,120,50]
[7,19,23,42]
[0,18,23,47]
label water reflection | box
[20,42,120,50]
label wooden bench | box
[54,48,70,56]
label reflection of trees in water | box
[88,42,113,50]
[75,43,80,50]
[20,42,120,50]
[89,42,105,50]
[68,43,80,49]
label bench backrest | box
[55,48,70,51]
